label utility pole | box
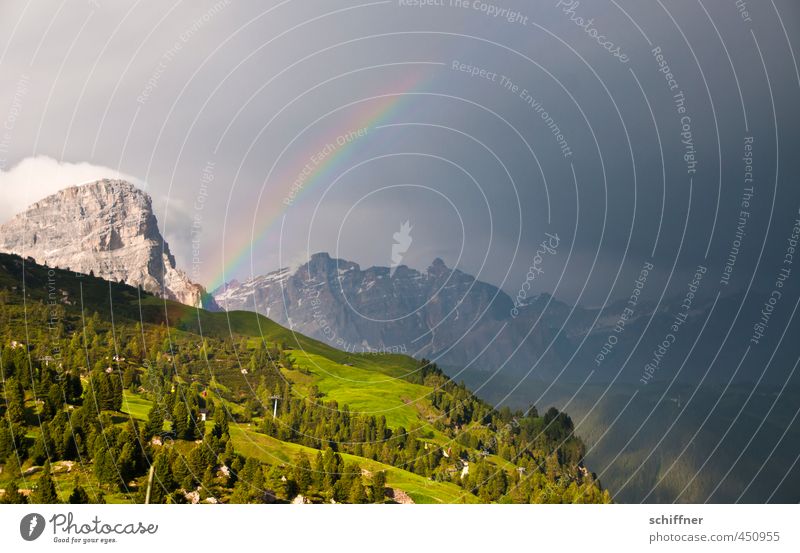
[144,464,155,504]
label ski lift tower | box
[269,395,280,419]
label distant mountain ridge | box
[0,179,217,309]
[213,253,785,386]
[214,252,581,377]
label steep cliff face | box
[213,252,575,374]
[0,179,216,309]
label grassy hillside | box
[286,350,437,430]
[119,391,471,504]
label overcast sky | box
[1,0,798,306]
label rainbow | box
[208,73,425,293]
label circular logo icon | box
[20,513,45,541]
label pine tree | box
[0,424,16,460]
[30,461,60,504]
[125,334,142,361]
[186,446,208,487]
[230,457,264,503]
[202,466,216,490]
[313,450,325,488]
[110,377,123,411]
[117,442,136,483]
[0,480,27,504]
[212,404,229,439]
[545,451,561,481]
[171,400,189,440]
[3,450,23,479]
[119,419,145,474]
[122,366,138,390]
[348,477,367,504]
[46,381,64,418]
[322,447,340,489]
[65,370,83,405]
[92,443,119,488]
[150,449,176,504]
[190,408,205,440]
[68,480,90,504]
[293,453,313,493]
[372,470,386,503]
[30,422,54,465]
[220,438,235,470]
[144,404,164,440]
[4,377,26,424]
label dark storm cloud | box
[0,0,798,306]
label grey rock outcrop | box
[0,179,216,309]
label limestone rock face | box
[0,179,216,309]
[212,252,572,375]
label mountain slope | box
[0,252,609,504]
[0,179,216,309]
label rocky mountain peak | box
[300,252,360,279]
[0,179,216,309]
[212,252,564,371]
[427,257,450,277]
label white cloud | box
[0,156,144,222]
